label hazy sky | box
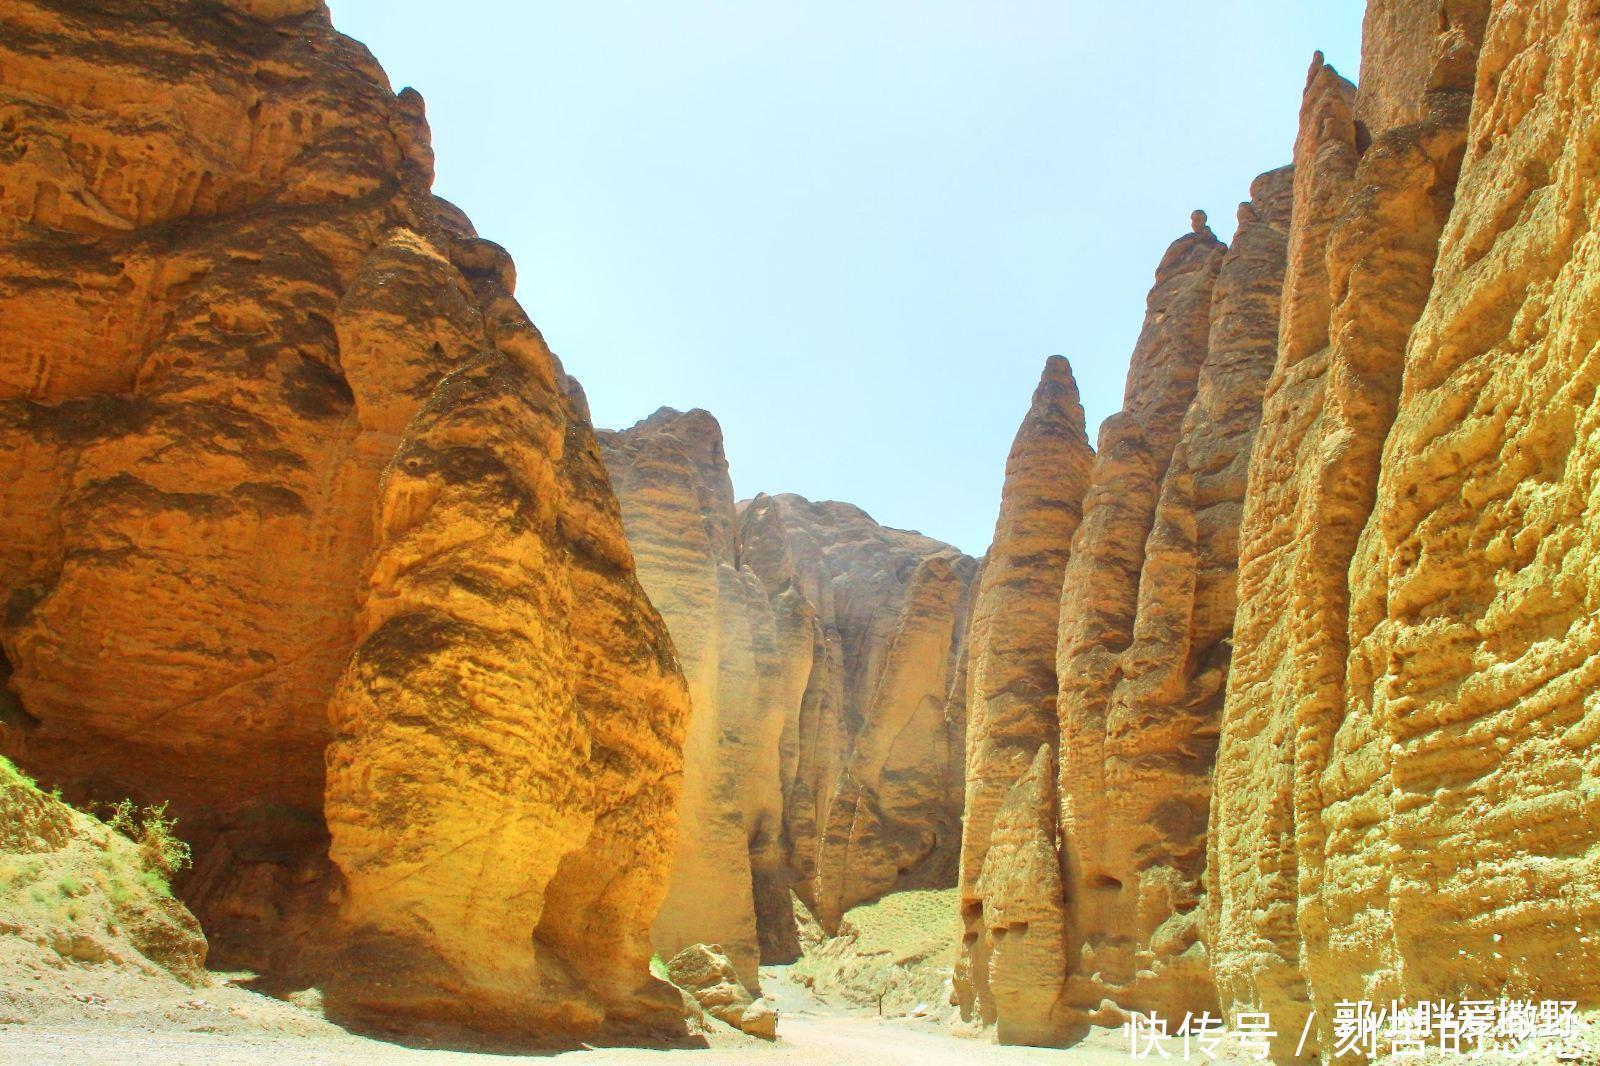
[326,1,1364,556]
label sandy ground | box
[0,965,1134,1065]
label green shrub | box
[99,798,192,895]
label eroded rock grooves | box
[1212,4,1493,1057]
[1034,187,1292,1038]
[1060,171,1289,1030]
[598,409,792,987]
[964,0,1600,1056]
[954,355,1092,1037]
[600,412,978,970]
[0,0,689,1040]
[745,494,977,933]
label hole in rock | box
[0,644,39,732]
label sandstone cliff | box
[742,493,977,934]
[598,409,794,988]
[954,355,1092,1034]
[1211,0,1600,1057]
[961,190,1290,1043]
[0,0,689,1040]
[599,411,978,967]
[1055,174,1290,1028]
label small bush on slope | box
[0,755,206,987]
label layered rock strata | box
[962,188,1290,1043]
[0,0,689,1039]
[954,355,1093,1033]
[1055,173,1291,1027]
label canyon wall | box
[1056,173,1290,1028]
[742,493,977,932]
[598,409,797,987]
[1213,0,1600,1057]
[0,0,689,1040]
[959,188,1289,1042]
[965,0,1600,1056]
[600,413,977,970]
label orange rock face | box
[0,0,688,1040]
[962,190,1288,1043]
[600,416,976,974]
[954,355,1092,1035]
[599,409,794,987]
[1059,171,1289,1025]
[1054,213,1229,1028]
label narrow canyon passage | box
[5,0,1600,1060]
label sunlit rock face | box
[1213,1,1600,1058]
[959,184,1289,1043]
[601,411,979,968]
[963,0,1600,1056]
[599,408,794,988]
[1209,3,1499,1057]
[1051,184,1289,1034]
[0,0,690,1040]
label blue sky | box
[326,1,1364,556]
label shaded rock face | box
[954,355,1092,1033]
[0,0,689,1040]
[599,412,978,967]
[742,493,977,934]
[1054,185,1292,1029]
[598,409,792,988]
[962,185,1290,1044]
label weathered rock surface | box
[664,943,777,1040]
[1210,5,1491,1055]
[743,494,977,932]
[1057,171,1291,1026]
[0,0,689,1040]
[599,414,976,976]
[973,745,1070,1046]
[1054,209,1231,1029]
[965,186,1289,1043]
[954,355,1092,1033]
[812,547,970,931]
[1339,0,1600,1013]
[598,409,793,987]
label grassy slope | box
[789,888,961,1019]
[0,754,207,1014]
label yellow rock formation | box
[600,409,979,971]
[599,409,793,988]
[0,0,689,1040]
